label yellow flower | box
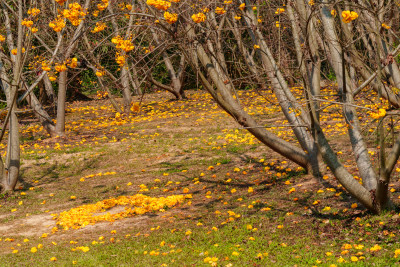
[164,11,178,24]
[337,257,345,263]
[254,44,260,49]
[27,8,41,16]
[63,2,86,26]
[55,63,67,72]
[71,246,90,252]
[95,71,104,77]
[22,19,34,28]
[351,256,358,262]
[275,8,285,15]
[382,23,391,29]
[56,194,191,230]
[342,10,358,23]
[322,206,331,211]
[49,16,66,32]
[192,13,206,23]
[92,22,107,33]
[50,257,57,261]
[215,7,226,15]
[331,10,337,16]
[31,247,37,253]
[69,58,78,68]
[147,0,171,11]
[370,244,382,252]
[0,34,5,42]
[370,108,386,119]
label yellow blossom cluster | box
[275,8,285,14]
[54,194,191,230]
[27,8,41,17]
[215,7,226,14]
[192,13,206,23]
[21,19,34,28]
[41,61,52,72]
[370,108,386,119]
[11,48,26,55]
[63,3,86,26]
[49,16,66,32]
[97,0,109,11]
[164,11,178,24]
[54,63,67,73]
[0,34,5,42]
[96,70,105,77]
[68,58,78,68]
[48,74,57,81]
[92,22,107,33]
[342,10,358,23]
[115,53,126,66]
[147,0,171,11]
[111,36,135,52]
[119,3,133,11]
[97,90,108,99]
[71,246,90,252]
[22,19,38,33]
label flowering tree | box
[136,0,400,213]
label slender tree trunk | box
[55,69,67,136]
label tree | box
[142,0,400,213]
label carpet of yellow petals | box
[54,194,192,230]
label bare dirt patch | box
[0,214,55,237]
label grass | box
[1,90,400,266]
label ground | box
[0,88,400,266]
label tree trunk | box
[55,69,67,136]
